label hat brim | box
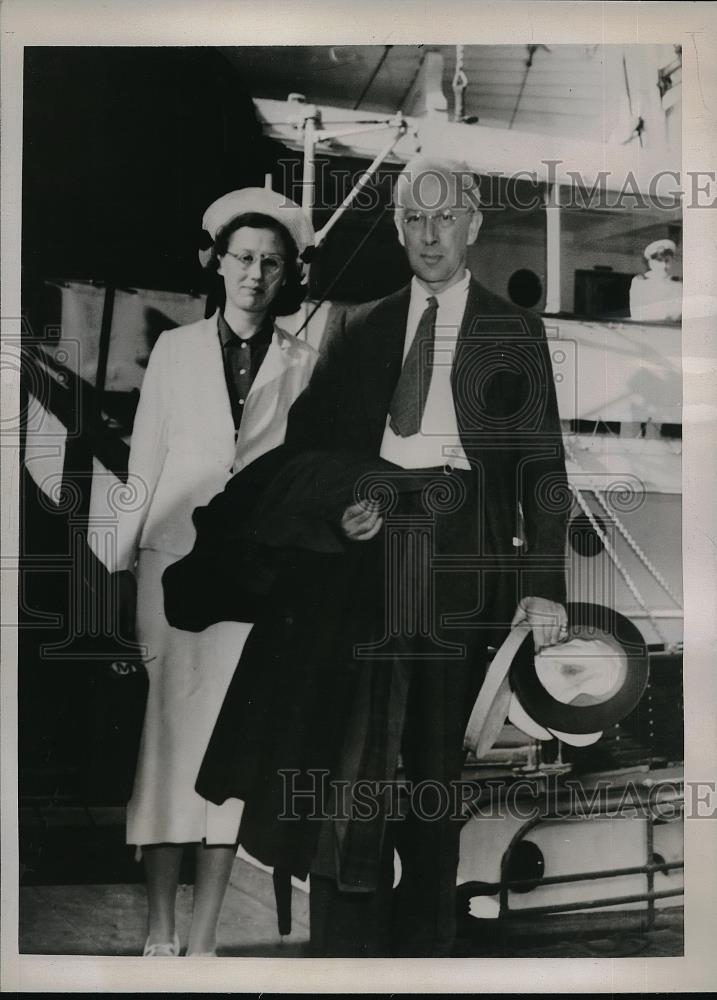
[509,603,649,734]
[464,624,531,756]
[508,692,553,740]
[547,727,603,746]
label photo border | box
[2,0,716,992]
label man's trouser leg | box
[390,657,479,958]
[308,833,395,957]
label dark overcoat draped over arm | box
[165,450,395,877]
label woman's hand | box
[340,501,383,541]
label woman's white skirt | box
[126,548,250,846]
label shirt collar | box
[218,311,274,350]
[410,269,471,310]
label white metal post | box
[302,112,316,215]
[545,182,562,314]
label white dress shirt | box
[380,271,472,470]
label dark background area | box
[21,45,410,336]
[23,48,279,294]
[18,47,410,863]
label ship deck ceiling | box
[219,44,615,139]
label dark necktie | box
[388,295,438,437]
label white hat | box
[464,603,649,758]
[644,238,676,259]
[202,187,314,256]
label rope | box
[570,483,674,650]
[509,44,538,130]
[353,45,393,111]
[452,44,468,121]
[590,484,681,606]
[564,439,682,607]
[293,208,389,340]
[621,52,644,147]
[622,52,634,118]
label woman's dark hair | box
[206,211,305,317]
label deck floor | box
[17,804,683,959]
[19,856,682,959]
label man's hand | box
[511,596,568,652]
[340,501,383,541]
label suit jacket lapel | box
[453,278,537,443]
[358,286,411,442]
[453,278,514,391]
[455,278,484,346]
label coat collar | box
[249,323,307,396]
[208,308,301,401]
[357,286,411,442]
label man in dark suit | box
[186,156,569,957]
[275,156,568,956]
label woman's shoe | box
[186,950,217,958]
[143,931,180,957]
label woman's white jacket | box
[113,311,317,572]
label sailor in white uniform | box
[629,238,682,323]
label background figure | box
[116,189,316,956]
[629,238,682,322]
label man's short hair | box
[393,156,481,217]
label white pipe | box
[314,126,406,247]
[317,121,400,142]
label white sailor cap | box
[202,187,314,256]
[644,238,677,259]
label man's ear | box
[216,255,225,279]
[467,210,483,246]
[394,212,406,248]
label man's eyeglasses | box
[401,209,472,230]
[223,250,285,276]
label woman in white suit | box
[117,188,317,956]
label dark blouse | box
[217,312,274,431]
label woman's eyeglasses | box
[401,209,471,230]
[223,250,285,276]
